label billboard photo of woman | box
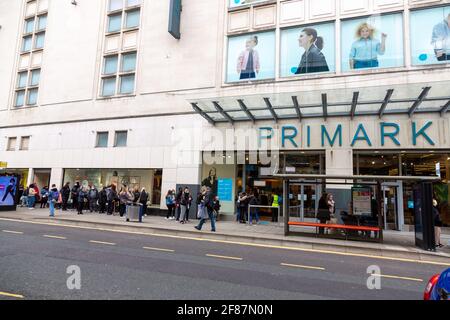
[236,35,260,80]
[295,28,330,74]
[349,23,387,69]
[431,13,450,62]
[0,177,17,207]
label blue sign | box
[218,179,233,202]
[408,201,414,209]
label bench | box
[288,221,381,241]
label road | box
[0,218,446,300]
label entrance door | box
[289,183,320,222]
[382,183,401,231]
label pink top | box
[236,50,260,73]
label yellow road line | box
[206,254,243,261]
[372,274,424,282]
[1,217,449,267]
[43,235,66,240]
[2,230,23,234]
[143,246,175,253]
[89,240,116,246]
[0,291,24,299]
[281,263,326,271]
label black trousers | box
[72,197,78,210]
[99,201,106,213]
[62,197,69,210]
[166,205,174,218]
[107,202,114,215]
[77,201,84,214]
[318,218,327,235]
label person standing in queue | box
[71,182,80,211]
[60,182,71,211]
[317,193,330,235]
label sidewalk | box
[1,207,449,264]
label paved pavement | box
[0,207,449,263]
[0,217,447,300]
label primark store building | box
[1,0,450,232]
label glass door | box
[383,185,399,231]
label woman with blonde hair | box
[349,22,387,69]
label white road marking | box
[89,240,116,246]
[2,230,23,234]
[143,246,175,253]
[206,254,243,261]
[281,263,326,271]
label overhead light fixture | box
[71,0,77,5]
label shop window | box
[226,31,275,83]
[354,153,400,176]
[280,22,335,77]
[341,13,404,72]
[410,6,450,66]
[229,0,268,8]
[114,131,128,147]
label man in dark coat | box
[60,182,71,211]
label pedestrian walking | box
[196,187,206,220]
[60,182,70,211]
[48,184,59,217]
[88,185,99,212]
[194,187,216,232]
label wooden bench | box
[288,221,381,241]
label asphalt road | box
[0,218,446,300]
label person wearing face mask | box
[296,28,330,74]
[349,22,387,70]
[236,35,260,80]
[179,187,192,224]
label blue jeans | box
[28,196,35,208]
[354,59,379,69]
[49,201,55,216]
[250,208,259,224]
[197,207,216,231]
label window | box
[229,0,268,8]
[119,74,135,94]
[126,0,141,7]
[226,31,276,82]
[104,55,118,74]
[20,136,30,151]
[109,0,123,12]
[121,52,136,71]
[410,6,450,66]
[125,9,140,29]
[22,36,32,52]
[108,13,122,32]
[101,0,141,97]
[15,90,25,107]
[280,23,335,77]
[34,32,45,49]
[27,88,38,105]
[341,13,404,72]
[30,69,40,86]
[17,72,28,88]
[114,131,128,147]
[14,0,47,108]
[102,78,116,96]
[7,137,17,151]
[96,132,109,148]
[25,18,35,34]
[37,14,47,31]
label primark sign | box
[257,120,445,149]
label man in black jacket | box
[60,182,71,211]
[71,182,80,211]
[98,187,107,214]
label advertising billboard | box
[0,176,19,209]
